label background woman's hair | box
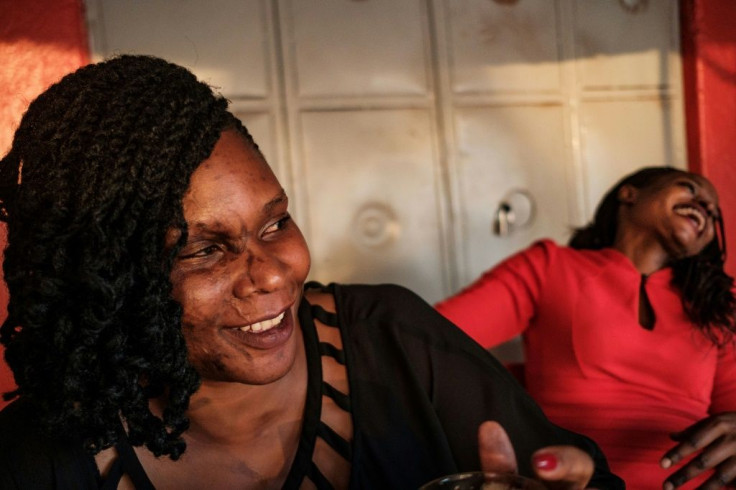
[0,55,256,459]
[569,166,736,343]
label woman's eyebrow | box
[263,191,288,215]
[181,191,290,241]
[185,226,231,242]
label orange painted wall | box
[681,0,736,277]
[0,0,89,407]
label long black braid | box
[569,166,736,344]
[0,55,256,459]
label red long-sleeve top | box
[436,239,736,488]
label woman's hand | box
[661,412,736,488]
[478,421,594,489]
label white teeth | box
[239,312,285,333]
[675,206,705,232]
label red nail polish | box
[533,453,558,471]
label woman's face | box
[619,171,719,259]
[168,129,310,385]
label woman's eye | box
[179,244,220,259]
[263,215,291,236]
[678,181,697,194]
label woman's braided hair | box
[0,55,255,458]
[569,166,736,344]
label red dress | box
[436,240,736,489]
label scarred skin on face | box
[167,129,311,386]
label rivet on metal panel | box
[352,202,400,248]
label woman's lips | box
[224,308,294,350]
[238,311,286,333]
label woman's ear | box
[617,184,638,204]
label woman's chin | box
[195,339,301,387]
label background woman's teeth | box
[675,207,705,231]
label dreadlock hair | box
[569,166,736,344]
[0,55,258,459]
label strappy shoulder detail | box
[318,421,352,460]
[319,342,347,364]
[322,381,351,412]
[312,305,340,327]
[294,283,354,489]
[98,424,155,489]
[99,458,123,490]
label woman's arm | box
[435,239,557,348]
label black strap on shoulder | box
[113,425,156,490]
[99,458,124,490]
[311,304,339,327]
[317,421,352,460]
[307,461,336,490]
[318,342,346,364]
[322,381,351,412]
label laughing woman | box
[0,55,622,489]
[437,167,736,489]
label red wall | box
[681,0,736,276]
[0,0,89,407]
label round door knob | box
[492,189,535,237]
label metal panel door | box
[86,0,685,314]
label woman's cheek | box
[287,232,311,282]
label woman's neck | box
[176,336,308,446]
[612,229,670,275]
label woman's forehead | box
[664,171,719,201]
[654,170,711,187]
[689,173,715,189]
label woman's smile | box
[672,203,707,234]
[236,311,286,333]
[223,307,294,350]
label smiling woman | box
[437,167,736,489]
[0,55,623,489]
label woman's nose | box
[232,245,287,298]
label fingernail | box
[663,481,674,490]
[533,452,558,471]
[660,457,672,469]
